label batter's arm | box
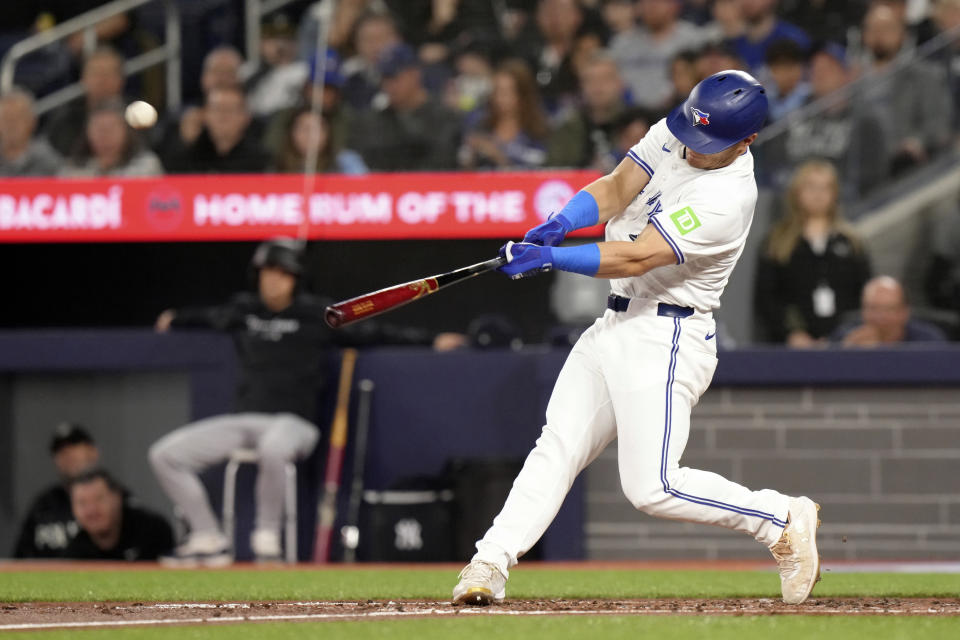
[593,225,678,278]
[499,226,677,280]
[582,157,652,224]
[520,157,651,246]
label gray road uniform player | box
[149,239,324,564]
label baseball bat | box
[325,256,506,328]
[340,378,374,563]
[313,347,357,563]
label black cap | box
[50,422,95,455]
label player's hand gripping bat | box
[324,256,506,328]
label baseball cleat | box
[160,531,231,568]
[251,529,283,563]
[452,560,507,606]
[770,496,821,605]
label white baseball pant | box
[474,297,790,573]
[148,412,319,536]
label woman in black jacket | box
[755,159,871,346]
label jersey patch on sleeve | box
[670,207,701,236]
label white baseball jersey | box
[605,118,758,313]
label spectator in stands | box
[167,87,269,174]
[570,27,609,80]
[350,44,461,171]
[64,468,174,561]
[274,108,367,174]
[246,14,309,118]
[549,51,630,169]
[756,43,888,200]
[317,0,377,51]
[201,46,245,94]
[832,276,948,345]
[13,423,99,558]
[45,46,126,157]
[601,0,637,37]
[0,9,72,94]
[779,0,869,45]
[60,101,163,177]
[729,0,811,75]
[925,201,960,314]
[665,49,699,107]
[0,89,61,177]
[444,42,495,116]
[459,59,550,170]
[381,0,501,52]
[263,49,352,159]
[609,106,658,165]
[765,39,811,121]
[341,12,402,109]
[860,3,954,175]
[874,0,940,47]
[527,0,585,114]
[755,160,871,346]
[609,0,701,110]
[694,41,747,78]
[700,0,745,43]
[931,0,960,119]
[156,46,246,168]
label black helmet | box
[251,237,304,276]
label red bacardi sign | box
[0,171,602,242]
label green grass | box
[1,567,959,602]
[6,616,960,640]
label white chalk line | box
[2,602,958,631]
[0,609,571,631]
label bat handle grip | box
[482,255,507,271]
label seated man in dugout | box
[13,423,100,558]
[64,469,174,561]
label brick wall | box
[585,387,960,561]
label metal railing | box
[0,0,181,115]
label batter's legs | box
[602,316,789,545]
[473,328,617,574]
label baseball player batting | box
[453,71,820,606]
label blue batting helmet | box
[665,70,768,154]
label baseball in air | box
[125,101,158,129]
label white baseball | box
[125,101,158,129]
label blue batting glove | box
[497,241,553,280]
[522,213,572,246]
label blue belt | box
[607,294,694,318]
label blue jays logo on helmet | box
[665,70,769,154]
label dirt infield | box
[2,598,958,631]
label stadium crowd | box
[0,1,957,183]
[0,0,958,347]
